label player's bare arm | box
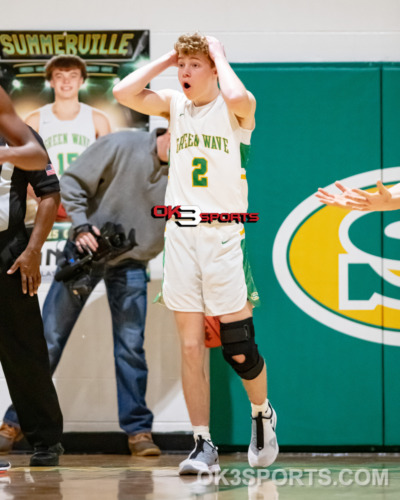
[206,36,256,129]
[0,88,47,170]
[113,51,178,118]
[316,180,400,211]
[92,109,112,138]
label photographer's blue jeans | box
[4,260,153,436]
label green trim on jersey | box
[241,238,260,307]
[154,230,260,308]
[240,143,251,170]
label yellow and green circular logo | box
[273,167,400,346]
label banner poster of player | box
[0,31,150,281]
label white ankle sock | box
[251,398,271,418]
[193,425,211,442]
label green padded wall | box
[382,65,400,446]
[210,64,385,446]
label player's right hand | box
[166,50,179,67]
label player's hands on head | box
[7,248,41,296]
[75,225,100,253]
[166,50,179,67]
[206,36,226,61]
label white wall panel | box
[0,0,398,61]
[1,1,399,33]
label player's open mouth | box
[183,83,191,89]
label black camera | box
[55,222,137,296]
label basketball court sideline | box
[0,453,398,499]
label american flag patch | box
[46,163,56,176]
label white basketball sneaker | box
[179,436,221,475]
[248,403,278,468]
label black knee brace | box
[220,317,264,380]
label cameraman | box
[0,128,169,456]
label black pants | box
[0,270,63,448]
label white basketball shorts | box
[158,222,260,316]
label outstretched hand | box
[316,180,391,211]
[316,181,361,209]
[348,180,392,211]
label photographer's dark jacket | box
[60,129,168,266]
[0,132,60,272]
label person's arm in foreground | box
[0,87,47,170]
[8,192,60,295]
[316,180,400,211]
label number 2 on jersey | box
[192,157,208,187]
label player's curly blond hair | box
[174,33,214,66]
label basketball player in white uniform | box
[113,33,278,473]
[25,55,111,220]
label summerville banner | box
[0,31,150,280]
[0,30,149,129]
[0,32,145,59]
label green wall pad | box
[210,63,394,447]
[382,66,400,445]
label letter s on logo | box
[272,167,400,347]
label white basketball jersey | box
[167,92,252,213]
[38,103,96,177]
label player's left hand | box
[166,49,179,67]
[7,248,41,296]
[206,36,226,61]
